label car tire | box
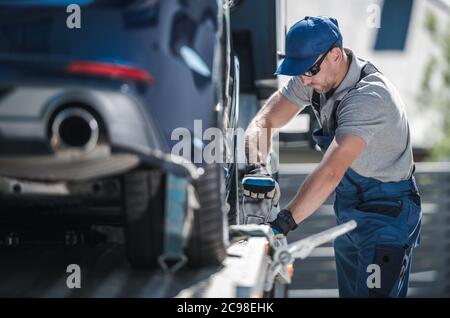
[185,163,228,267]
[123,170,165,269]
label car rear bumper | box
[0,152,139,182]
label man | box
[243,16,422,298]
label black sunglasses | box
[303,45,336,77]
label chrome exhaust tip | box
[51,108,99,152]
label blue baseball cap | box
[275,16,343,76]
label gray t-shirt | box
[279,48,414,182]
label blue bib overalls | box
[310,63,422,298]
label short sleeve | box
[279,76,311,109]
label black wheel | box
[123,170,165,269]
[185,163,228,267]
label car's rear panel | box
[0,0,221,180]
[0,0,221,225]
[0,0,220,158]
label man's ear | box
[330,47,342,62]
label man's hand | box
[244,92,301,164]
[269,209,298,236]
[268,224,285,239]
[242,164,280,206]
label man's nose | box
[300,75,312,86]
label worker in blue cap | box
[243,16,422,297]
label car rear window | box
[0,0,159,61]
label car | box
[0,0,242,269]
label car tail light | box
[66,61,154,84]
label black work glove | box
[269,209,298,236]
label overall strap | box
[311,89,321,122]
[310,60,381,131]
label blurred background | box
[230,0,450,297]
[0,0,448,298]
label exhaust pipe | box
[51,108,99,152]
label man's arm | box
[286,134,366,224]
[245,91,300,164]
